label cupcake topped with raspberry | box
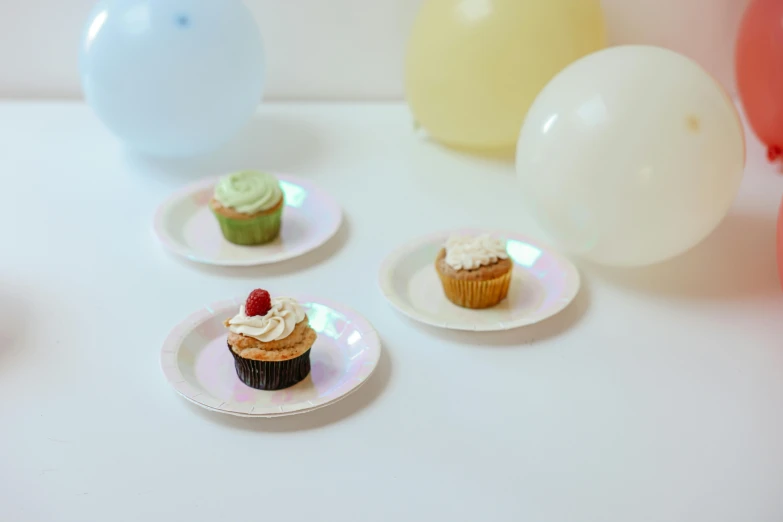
[224,289,316,390]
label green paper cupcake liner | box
[212,206,283,246]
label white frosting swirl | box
[227,297,306,342]
[444,234,508,270]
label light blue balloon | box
[80,0,264,157]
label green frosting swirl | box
[214,171,283,214]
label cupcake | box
[210,170,284,245]
[224,289,317,390]
[435,234,513,309]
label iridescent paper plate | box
[378,229,580,331]
[153,174,342,266]
[161,296,381,418]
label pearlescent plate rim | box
[153,174,343,266]
[378,229,581,332]
[161,295,382,418]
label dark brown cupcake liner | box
[228,343,311,390]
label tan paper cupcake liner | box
[437,271,512,309]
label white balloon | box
[80,0,264,157]
[516,45,745,267]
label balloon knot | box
[768,145,783,162]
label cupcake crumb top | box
[444,234,508,271]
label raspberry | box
[245,289,271,317]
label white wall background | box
[0,0,750,100]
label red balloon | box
[736,0,783,161]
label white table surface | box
[1,101,782,522]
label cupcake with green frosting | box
[209,171,284,245]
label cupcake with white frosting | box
[210,170,284,245]
[434,234,513,309]
[224,289,316,390]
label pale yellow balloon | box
[406,0,606,151]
